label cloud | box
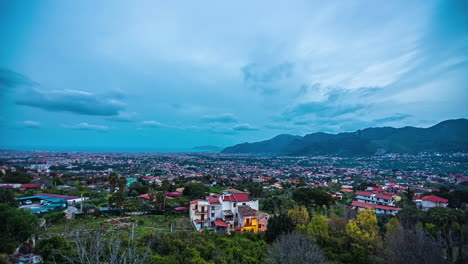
[63,122,109,132]
[233,123,258,131]
[201,113,238,123]
[106,111,137,122]
[21,120,41,128]
[373,113,413,124]
[0,68,35,93]
[16,88,126,116]
[142,120,163,127]
[242,62,294,93]
[283,86,377,119]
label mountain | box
[221,119,468,155]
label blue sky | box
[1,0,467,151]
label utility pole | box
[80,193,83,213]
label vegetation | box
[0,204,39,254]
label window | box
[211,212,215,217]
[233,203,236,207]
[242,203,246,206]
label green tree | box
[2,171,32,184]
[0,204,39,254]
[301,214,329,245]
[346,208,380,252]
[0,188,18,207]
[265,214,294,243]
[36,235,73,263]
[292,188,334,208]
[183,183,208,199]
[287,205,310,226]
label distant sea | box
[0,145,211,153]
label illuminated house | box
[190,193,269,233]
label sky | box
[0,0,467,151]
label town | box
[0,150,467,263]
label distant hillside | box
[221,119,468,155]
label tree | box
[0,188,18,207]
[397,206,424,230]
[248,183,263,198]
[346,208,380,252]
[36,235,73,263]
[183,183,208,199]
[267,232,328,264]
[383,225,447,264]
[62,228,149,264]
[2,171,32,184]
[301,214,329,245]
[287,205,310,226]
[0,204,39,254]
[292,188,334,208]
[265,214,294,243]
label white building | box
[190,192,264,233]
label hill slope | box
[221,119,468,155]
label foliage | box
[148,231,267,264]
[267,232,328,264]
[183,183,208,199]
[292,188,334,208]
[382,225,447,264]
[36,235,74,263]
[44,212,65,225]
[345,208,380,253]
[301,214,329,245]
[1,171,32,184]
[265,214,294,243]
[0,204,39,254]
[0,188,18,207]
[287,205,310,226]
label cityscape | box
[1,0,467,263]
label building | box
[353,191,398,215]
[190,193,269,233]
[355,191,396,206]
[421,195,448,210]
[351,201,399,215]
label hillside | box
[221,119,468,155]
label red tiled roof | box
[166,192,183,197]
[137,193,157,202]
[422,195,448,203]
[341,189,354,193]
[356,191,372,197]
[21,183,42,189]
[374,193,393,200]
[222,193,250,202]
[190,199,205,205]
[351,201,398,211]
[206,195,221,205]
[213,219,230,227]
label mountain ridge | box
[221,118,468,155]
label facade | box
[190,192,268,233]
[355,191,396,206]
[351,201,398,215]
[421,195,448,210]
[353,191,398,215]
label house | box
[351,201,398,215]
[35,193,88,206]
[421,195,448,210]
[189,193,269,233]
[355,191,395,206]
[20,183,45,190]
